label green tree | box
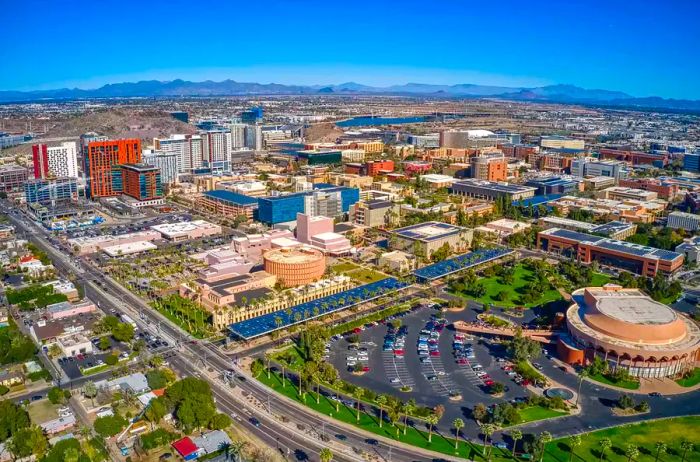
[680,440,694,462]
[94,415,128,437]
[98,336,111,350]
[598,438,612,462]
[510,429,523,457]
[7,426,47,459]
[426,414,439,443]
[402,399,415,435]
[453,418,464,450]
[353,388,364,422]
[481,423,496,456]
[209,413,232,430]
[625,444,639,462]
[537,431,553,462]
[375,395,387,428]
[319,447,333,462]
[568,434,582,462]
[83,381,98,407]
[112,322,134,342]
[48,386,68,405]
[654,442,666,462]
[144,397,167,429]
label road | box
[2,204,452,462]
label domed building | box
[558,285,700,378]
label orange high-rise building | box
[85,139,141,198]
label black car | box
[249,417,261,427]
[335,434,347,441]
[365,438,379,446]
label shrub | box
[94,414,128,437]
[146,370,168,390]
[139,428,179,450]
[0,385,8,396]
[105,354,119,366]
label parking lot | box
[328,304,532,425]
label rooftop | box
[203,189,259,206]
[452,179,538,194]
[263,246,324,264]
[393,221,465,242]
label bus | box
[121,314,137,329]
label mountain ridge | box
[1,79,699,110]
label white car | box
[347,356,357,361]
[390,378,401,384]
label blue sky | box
[2,0,699,98]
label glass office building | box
[257,186,360,225]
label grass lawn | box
[256,369,522,461]
[588,372,640,390]
[346,267,388,284]
[676,368,700,387]
[518,406,567,424]
[589,272,612,286]
[332,262,361,273]
[28,400,59,424]
[544,416,700,462]
[454,264,563,308]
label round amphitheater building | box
[263,246,326,288]
[558,285,700,378]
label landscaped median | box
[676,368,700,388]
[257,368,521,461]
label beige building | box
[540,136,585,150]
[596,186,659,202]
[350,199,393,227]
[389,221,473,259]
[378,250,416,274]
[212,276,354,329]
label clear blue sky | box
[3,0,699,98]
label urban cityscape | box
[0,2,699,462]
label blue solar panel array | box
[413,247,514,282]
[549,228,603,244]
[228,278,407,339]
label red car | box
[430,351,440,357]
[521,379,531,387]
[362,366,370,372]
[353,328,362,334]
[457,359,468,365]
[484,380,494,386]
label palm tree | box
[569,434,582,462]
[375,395,387,428]
[453,418,464,450]
[402,399,416,435]
[680,440,694,462]
[510,430,523,458]
[426,414,439,443]
[228,441,248,462]
[654,442,667,462]
[598,438,612,462]
[83,381,98,407]
[625,444,639,462]
[353,388,364,421]
[538,431,553,462]
[481,423,496,456]
[319,447,333,462]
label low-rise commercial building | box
[150,220,222,241]
[449,179,537,202]
[390,221,472,258]
[350,199,393,227]
[57,333,93,357]
[618,178,679,200]
[477,218,531,237]
[419,174,457,189]
[667,211,700,231]
[68,230,161,255]
[548,195,667,224]
[195,190,258,220]
[597,186,659,202]
[537,228,684,276]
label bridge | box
[452,320,561,344]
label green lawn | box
[453,264,563,308]
[676,368,700,387]
[346,267,388,283]
[257,369,523,461]
[332,262,361,273]
[543,417,700,462]
[518,406,567,424]
[588,372,640,390]
[590,272,612,286]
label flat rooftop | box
[540,228,683,262]
[590,289,676,325]
[150,220,220,236]
[103,241,158,256]
[452,179,538,194]
[393,221,464,242]
[203,189,258,206]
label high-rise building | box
[153,134,205,173]
[32,142,79,179]
[79,132,107,163]
[84,139,141,199]
[244,125,262,150]
[143,150,178,185]
[257,186,360,225]
[113,164,163,202]
[470,153,507,181]
[241,107,263,124]
[201,131,233,172]
[229,123,247,148]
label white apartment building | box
[47,142,79,178]
[143,150,178,185]
[154,134,205,173]
[668,211,700,231]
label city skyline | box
[2,0,700,99]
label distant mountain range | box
[2,79,699,111]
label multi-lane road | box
[2,204,454,462]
